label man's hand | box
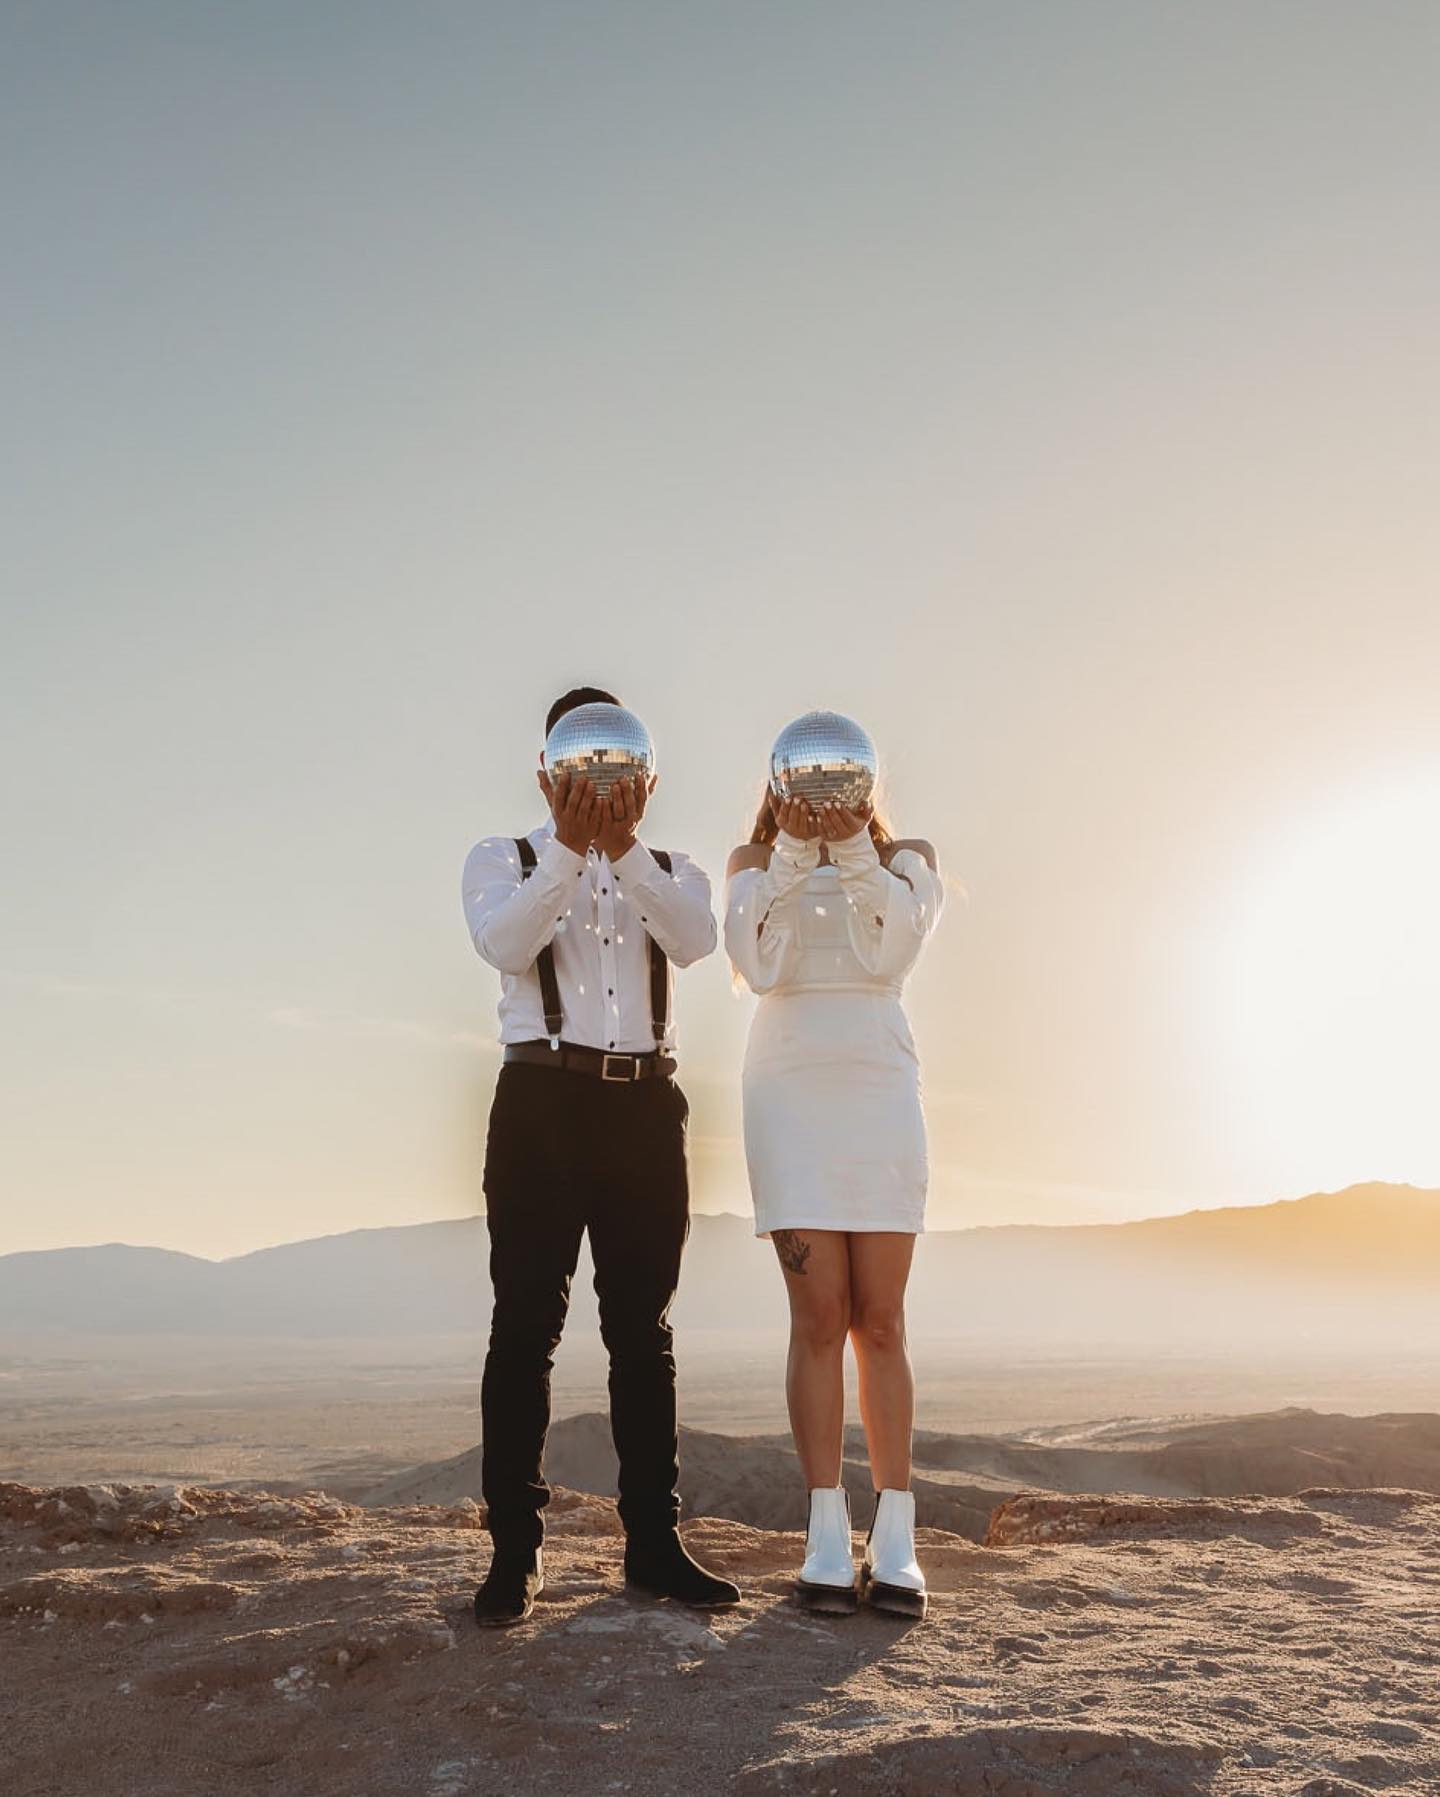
[774,794,821,840]
[537,767,605,856]
[594,772,655,863]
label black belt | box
[503,1040,677,1082]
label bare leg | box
[772,1229,851,1488]
[847,1233,917,1492]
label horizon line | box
[2,1179,1433,1266]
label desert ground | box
[4,1474,1439,1797]
[6,1293,1440,1793]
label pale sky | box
[4,3,1439,1258]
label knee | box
[598,1306,673,1362]
[488,1295,567,1361]
[850,1306,907,1355]
[791,1293,851,1354]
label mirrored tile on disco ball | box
[543,702,655,797]
[769,710,878,809]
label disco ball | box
[769,710,878,810]
[543,702,655,797]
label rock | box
[3,1476,1438,1797]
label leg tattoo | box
[773,1229,812,1276]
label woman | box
[724,765,944,1618]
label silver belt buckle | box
[601,1053,635,1082]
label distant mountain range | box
[2,1183,1437,1343]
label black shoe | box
[624,1529,741,1608]
[474,1544,543,1628]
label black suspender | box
[513,838,674,1049]
[512,836,564,1043]
[649,850,672,1045]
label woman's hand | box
[774,793,821,839]
[816,800,873,843]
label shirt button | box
[609,1040,616,1048]
[603,937,610,945]
[608,988,614,996]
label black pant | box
[480,1060,691,1550]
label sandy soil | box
[4,1477,1439,1796]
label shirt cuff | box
[773,830,821,870]
[828,830,880,872]
[612,839,663,887]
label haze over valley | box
[4,1182,1437,1508]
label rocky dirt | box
[3,1479,1439,1795]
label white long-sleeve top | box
[462,818,717,1051]
[724,829,943,997]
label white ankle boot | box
[796,1487,858,1614]
[862,1489,927,1618]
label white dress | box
[724,828,945,1237]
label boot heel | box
[862,1574,927,1620]
[795,1577,859,1616]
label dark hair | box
[545,685,620,737]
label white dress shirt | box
[462,819,717,1052]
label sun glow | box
[1222,765,1440,1190]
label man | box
[462,685,740,1625]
